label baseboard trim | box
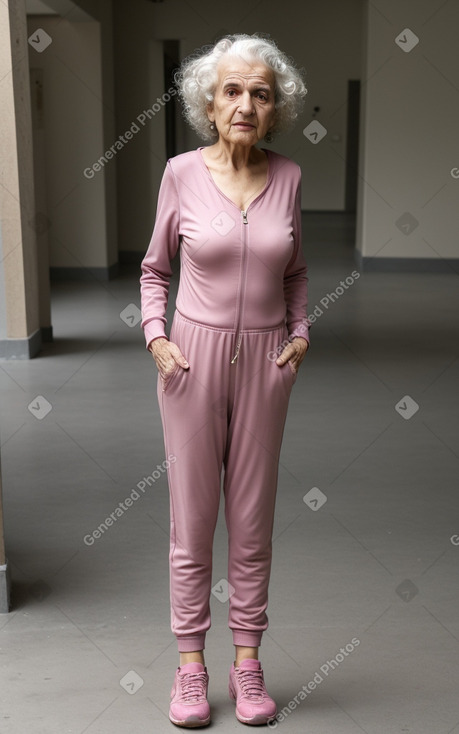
[41,326,53,343]
[0,561,12,614]
[0,329,42,359]
[356,254,459,274]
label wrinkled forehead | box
[215,54,275,88]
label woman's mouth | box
[233,123,255,130]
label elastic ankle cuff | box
[176,634,206,652]
[232,630,263,648]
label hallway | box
[1,213,458,733]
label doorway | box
[345,79,360,213]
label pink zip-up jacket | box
[140,147,310,353]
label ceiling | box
[25,0,93,21]
[25,0,58,14]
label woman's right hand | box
[148,337,189,377]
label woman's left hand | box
[276,337,309,374]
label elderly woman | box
[140,34,310,728]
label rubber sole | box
[229,682,277,726]
[169,713,211,728]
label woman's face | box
[207,55,276,146]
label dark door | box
[345,79,360,213]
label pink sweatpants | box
[158,310,297,653]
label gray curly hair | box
[175,34,307,142]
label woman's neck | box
[203,140,264,172]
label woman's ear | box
[206,102,214,123]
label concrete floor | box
[1,213,459,733]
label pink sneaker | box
[169,662,210,728]
[229,659,277,725]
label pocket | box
[273,360,297,389]
[287,360,298,383]
[160,363,180,392]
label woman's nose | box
[238,90,255,116]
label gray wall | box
[26,0,117,275]
[112,0,364,255]
[356,0,459,269]
[25,0,459,271]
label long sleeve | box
[283,175,311,344]
[140,162,180,348]
[140,148,311,345]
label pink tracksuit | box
[140,147,310,652]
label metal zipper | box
[230,209,248,363]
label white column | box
[0,0,41,358]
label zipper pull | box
[241,210,248,224]
[230,333,243,363]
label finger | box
[149,342,176,373]
[276,344,297,365]
[168,342,189,369]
